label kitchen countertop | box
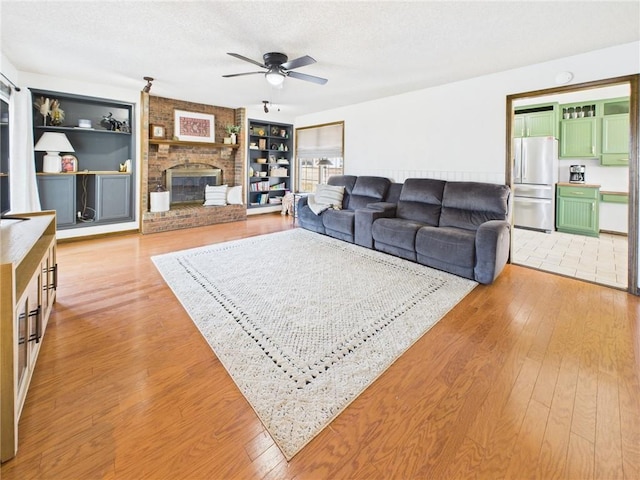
[557,182,601,188]
[599,190,629,196]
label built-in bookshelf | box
[246,120,292,209]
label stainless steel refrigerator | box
[513,136,558,233]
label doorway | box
[506,75,639,294]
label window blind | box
[296,123,343,159]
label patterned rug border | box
[152,228,477,459]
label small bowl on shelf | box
[259,172,267,177]
[256,158,267,164]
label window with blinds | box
[295,121,344,192]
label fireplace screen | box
[166,168,222,204]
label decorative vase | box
[230,133,237,144]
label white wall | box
[0,52,19,88]
[295,42,639,184]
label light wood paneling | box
[1,213,639,479]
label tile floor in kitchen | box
[512,227,628,290]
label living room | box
[1,2,640,479]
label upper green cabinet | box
[601,98,630,166]
[558,96,629,166]
[514,104,557,138]
[560,117,597,158]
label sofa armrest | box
[298,195,310,208]
[355,205,397,248]
[474,220,511,284]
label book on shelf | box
[250,181,271,192]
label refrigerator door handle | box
[514,138,522,183]
[521,140,528,182]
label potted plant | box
[225,124,241,144]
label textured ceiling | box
[1,1,639,117]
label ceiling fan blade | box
[286,70,328,85]
[222,71,264,78]
[227,52,266,69]
[281,55,316,71]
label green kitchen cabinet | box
[559,118,598,158]
[514,106,557,138]
[601,113,629,166]
[556,185,600,237]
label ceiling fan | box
[222,52,328,87]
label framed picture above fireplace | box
[174,110,215,143]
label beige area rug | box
[152,228,477,459]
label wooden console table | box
[1,211,57,462]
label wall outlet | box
[77,211,82,219]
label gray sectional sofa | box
[298,175,512,284]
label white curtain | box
[9,87,40,213]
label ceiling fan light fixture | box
[265,68,285,86]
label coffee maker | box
[569,165,585,183]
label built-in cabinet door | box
[556,186,599,237]
[602,114,629,153]
[40,242,56,322]
[15,298,28,400]
[560,118,597,158]
[513,111,556,138]
[95,175,131,221]
[526,111,556,137]
[37,175,76,226]
[601,113,629,167]
[26,273,42,368]
[15,272,42,406]
[513,116,526,138]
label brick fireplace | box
[165,164,222,205]
[141,95,246,234]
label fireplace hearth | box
[165,165,222,205]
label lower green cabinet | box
[556,185,599,237]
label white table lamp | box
[34,132,75,173]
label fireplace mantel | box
[149,139,240,149]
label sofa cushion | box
[203,184,228,206]
[226,185,243,205]
[323,209,355,236]
[386,183,403,204]
[328,175,357,209]
[308,184,345,214]
[396,178,446,225]
[346,176,391,210]
[416,226,476,268]
[372,217,424,252]
[439,182,510,231]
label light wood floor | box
[2,214,639,479]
